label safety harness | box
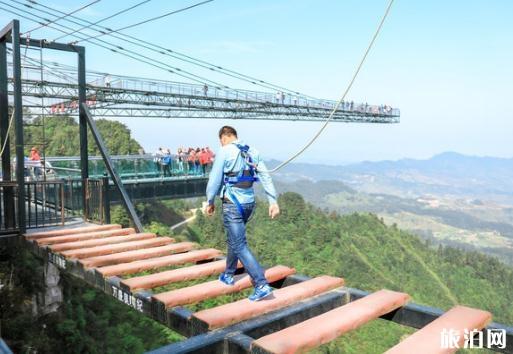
[223,143,259,222]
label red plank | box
[79,242,197,268]
[251,289,411,354]
[60,236,172,259]
[25,224,121,240]
[152,265,296,309]
[35,228,135,245]
[49,233,156,252]
[384,305,492,354]
[194,275,345,329]
[122,259,242,291]
[97,248,222,277]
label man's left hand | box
[206,204,215,216]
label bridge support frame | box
[0,25,14,230]
[1,20,25,232]
[82,104,143,232]
[0,19,88,229]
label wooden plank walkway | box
[23,224,502,354]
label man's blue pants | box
[222,201,267,288]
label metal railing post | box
[60,183,65,226]
[102,175,111,224]
[84,178,89,221]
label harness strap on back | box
[222,143,259,222]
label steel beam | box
[0,37,14,229]
[11,20,25,233]
[78,46,88,218]
[81,103,143,232]
[0,21,13,42]
[21,38,84,53]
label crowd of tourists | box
[153,146,215,177]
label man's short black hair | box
[218,125,238,139]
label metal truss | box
[11,75,400,123]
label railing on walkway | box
[55,177,110,225]
[44,154,211,180]
[1,172,207,234]
[83,177,110,225]
[25,180,66,228]
[0,180,70,234]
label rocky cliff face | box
[33,262,63,316]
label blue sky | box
[1,0,512,164]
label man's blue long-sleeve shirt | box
[206,140,277,205]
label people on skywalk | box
[199,148,209,175]
[104,74,111,88]
[161,149,172,177]
[205,125,280,301]
[154,147,164,176]
[177,148,185,173]
[194,148,201,175]
[206,146,215,171]
[187,148,196,174]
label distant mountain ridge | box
[267,152,513,203]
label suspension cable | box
[52,0,152,42]
[22,0,101,35]
[259,0,395,173]
[26,0,313,99]
[71,0,213,44]
[0,1,231,89]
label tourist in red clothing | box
[199,148,209,175]
[29,147,41,161]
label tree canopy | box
[23,115,142,157]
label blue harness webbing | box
[223,143,259,222]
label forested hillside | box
[266,178,513,267]
[23,115,142,156]
[187,193,513,353]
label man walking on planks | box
[206,126,280,301]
